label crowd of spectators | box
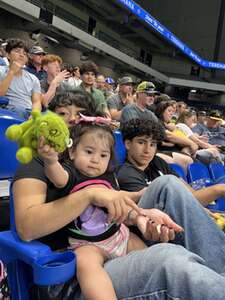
[1,38,225,170]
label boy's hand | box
[38,136,59,165]
[9,61,24,75]
[137,208,183,242]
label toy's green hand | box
[16,147,33,164]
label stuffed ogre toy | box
[5,110,70,164]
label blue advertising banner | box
[117,0,225,70]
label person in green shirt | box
[76,61,110,117]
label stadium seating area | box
[1,107,225,299]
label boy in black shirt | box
[118,119,178,192]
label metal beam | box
[1,0,225,92]
[0,0,40,20]
[168,77,225,92]
[52,15,168,82]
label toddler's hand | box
[38,136,59,164]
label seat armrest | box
[0,231,76,285]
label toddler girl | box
[38,115,148,300]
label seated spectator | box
[193,110,225,160]
[105,77,115,98]
[175,101,187,118]
[96,73,106,91]
[0,41,8,66]
[118,118,225,207]
[72,66,82,86]
[40,54,70,106]
[107,76,135,120]
[176,110,221,163]
[154,101,197,170]
[149,93,170,113]
[155,101,198,156]
[62,65,82,90]
[120,81,158,125]
[26,45,46,80]
[48,90,97,127]
[197,110,207,125]
[0,38,42,118]
[76,61,110,116]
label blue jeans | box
[42,176,225,299]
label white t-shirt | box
[176,123,193,138]
[0,66,41,110]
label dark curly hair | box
[79,60,98,76]
[120,118,165,142]
[5,38,28,54]
[48,91,97,114]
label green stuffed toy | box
[5,109,70,164]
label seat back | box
[0,109,24,231]
[207,197,225,211]
[0,96,9,107]
[187,162,211,184]
[0,109,24,179]
[187,162,225,211]
[169,163,187,181]
[113,130,126,166]
[208,163,225,181]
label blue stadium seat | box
[0,109,24,230]
[113,130,126,166]
[0,96,9,107]
[169,163,187,181]
[208,163,225,181]
[0,109,23,179]
[187,162,212,185]
[187,162,225,211]
[0,185,76,300]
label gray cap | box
[118,76,135,85]
[29,45,46,55]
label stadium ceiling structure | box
[1,0,225,93]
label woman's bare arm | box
[14,179,142,241]
[14,178,91,241]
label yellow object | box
[172,129,187,139]
[214,213,225,230]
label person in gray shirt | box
[0,38,42,118]
[107,76,135,120]
[120,81,158,125]
[192,110,225,146]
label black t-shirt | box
[13,157,70,250]
[117,156,178,192]
[62,161,119,192]
[60,162,120,242]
